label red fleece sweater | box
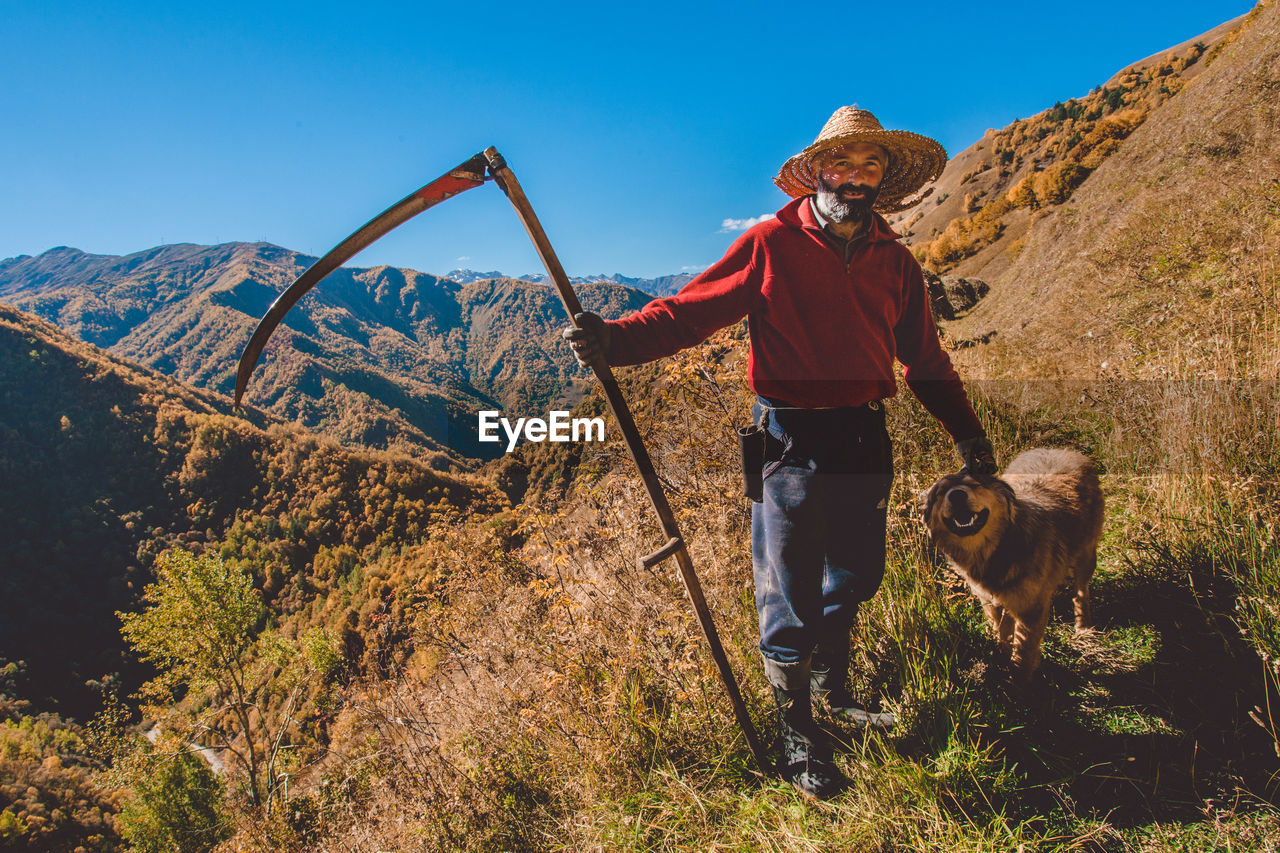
[606,196,983,441]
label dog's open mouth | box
[944,505,990,537]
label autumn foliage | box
[912,44,1208,272]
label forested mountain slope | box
[0,243,653,462]
[0,303,502,715]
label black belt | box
[754,395,883,421]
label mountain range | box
[445,267,695,295]
[0,244,656,465]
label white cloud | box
[456,255,471,261]
[720,213,775,232]
[681,264,710,273]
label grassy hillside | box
[890,13,1242,282]
[0,243,654,463]
[210,315,1278,850]
[953,1,1279,381]
[891,3,1279,381]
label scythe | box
[234,148,769,775]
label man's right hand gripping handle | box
[562,311,612,368]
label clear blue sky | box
[1,1,1254,278]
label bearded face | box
[811,142,888,223]
[814,173,881,222]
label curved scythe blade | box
[233,152,490,406]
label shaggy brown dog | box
[922,448,1104,681]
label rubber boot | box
[811,642,896,730]
[772,684,845,799]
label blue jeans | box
[751,397,894,690]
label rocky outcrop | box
[923,271,991,321]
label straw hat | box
[774,107,948,213]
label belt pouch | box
[737,423,765,503]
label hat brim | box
[774,129,948,214]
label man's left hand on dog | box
[957,435,998,478]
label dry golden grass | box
[229,293,1280,851]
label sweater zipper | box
[845,235,867,273]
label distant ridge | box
[445,267,695,296]
[0,242,654,463]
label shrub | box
[1078,108,1146,153]
[114,740,230,853]
[1006,174,1038,209]
[1032,162,1091,205]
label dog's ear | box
[918,481,940,516]
[993,478,1017,521]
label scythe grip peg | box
[638,536,684,570]
[483,147,507,172]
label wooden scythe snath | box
[235,148,769,775]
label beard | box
[814,174,880,223]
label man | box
[564,107,996,798]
